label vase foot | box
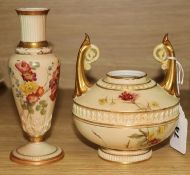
[98,148,152,164]
[10,142,64,165]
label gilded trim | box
[96,78,157,91]
[29,136,44,142]
[17,41,49,48]
[73,100,179,114]
[74,34,100,97]
[73,114,179,128]
[73,102,179,126]
[10,150,64,165]
[16,8,49,15]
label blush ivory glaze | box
[72,34,179,164]
[9,8,64,165]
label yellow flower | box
[149,101,160,109]
[158,126,165,135]
[20,82,39,96]
[98,97,108,105]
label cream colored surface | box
[98,148,152,164]
[8,8,63,164]
[72,33,180,163]
[11,142,63,161]
[18,15,46,42]
[9,53,59,137]
[0,0,190,90]
[74,82,179,112]
[0,88,189,174]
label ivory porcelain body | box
[8,8,63,165]
[73,34,180,164]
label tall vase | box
[8,8,64,165]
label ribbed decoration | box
[19,15,46,42]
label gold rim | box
[10,150,64,165]
[29,136,44,142]
[17,41,48,48]
[96,80,157,91]
[16,8,49,15]
[73,100,179,114]
[73,114,179,128]
[106,71,147,80]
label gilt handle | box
[74,34,100,97]
[153,34,179,96]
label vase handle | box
[153,34,179,96]
[74,34,100,97]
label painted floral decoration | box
[98,91,160,111]
[49,65,60,101]
[118,91,138,103]
[15,61,37,81]
[127,126,166,148]
[9,60,60,117]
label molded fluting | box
[16,8,49,43]
[98,148,152,164]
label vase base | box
[10,142,64,165]
[98,148,152,164]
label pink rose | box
[15,61,31,73]
[22,71,37,82]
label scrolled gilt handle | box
[84,44,100,70]
[74,34,100,97]
[153,34,179,96]
[153,42,168,70]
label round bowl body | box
[73,70,179,163]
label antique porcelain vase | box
[72,34,180,164]
[8,8,64,165]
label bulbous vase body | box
[8,8,63,165]
[72,34,180,164]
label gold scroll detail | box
[74,34,100,97]
[161,34,179,97]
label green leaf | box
[42,102,48,107]
[39,100,46,105]
[139,129,148,136]
[128,134,145,139]
[21,103,27,110]
[36,105,41,111]
[48,66,52,71]
[40,109,46,115]
[28,108,34,114]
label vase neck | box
[16,8,49,48]
[105,70,148,85]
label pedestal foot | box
[10,142,64,165]
[98,148,152,164]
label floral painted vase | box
[72,34,180,164]
[8,8,64,165]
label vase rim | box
[16,8,49,15]
[106,70,147,80]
